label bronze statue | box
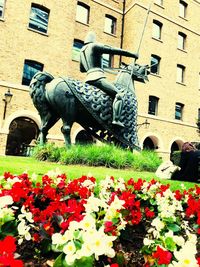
[29,33,149,150]
[80,31,139,127]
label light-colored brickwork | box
[0,0,199,159]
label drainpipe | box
[119,0,126,65]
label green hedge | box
[33,143,162,172]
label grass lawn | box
[0,155,198,190]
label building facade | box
[0,0,199,159]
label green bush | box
[33,143,162,172]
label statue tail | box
[29,71,54,116]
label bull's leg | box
[38,114,59,145]
[61,121,72,146]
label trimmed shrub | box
[33,143,162,172]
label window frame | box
[150,54,161,75]
[148,95,159,115]
[28,3,50,34]
[0,0,6,19]
[152,19,162,40]
[22,59,44,86]
[177,64,185,84]
[102,54,114,68]
[175,102,184,120]
[72,39,84,61]
[76,1,90,25]
[154,0,163,6]
[178,32,186,50]
[104,14,117,35]
[179,0,187,18]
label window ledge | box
[176,81,186,86]
[150,73,162,78]
[0,17,5,22]
[103,31,117,38]
[75,20,89,27]
[178,15,188,21]
[152,37,163,43]
[28,27,49,36]
[154,3,165,9]
[72,59,79,62]
[177,48,187,53]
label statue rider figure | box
[80,31,139,127]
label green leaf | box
[164,237,176,251]
[167,223,181,233]
[1,221,18,236]
[53,253,70,267]
[75,256,94,267]
[140,245,153,255]
[74,239,82,250]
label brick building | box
[0,0,199,159]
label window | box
[175,102,184,120]
[198,108,200,120]
[148,96,159,115]
[179,1,187,18]
[102,54,113,68]
[152,20,162,39]
[22,60,43,86]
[28,4,49,33]
[0,0,5,18]
[150,55,161,75]
[104,15,116,35]
[76,2,90,24]
[178,32,186,50]
[72,39,84,61]
[177,64,185,83]
[154,0,163,5]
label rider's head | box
[84,31,96,44]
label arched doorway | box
[6,117,39,156]
[143,137,155,150]
[171,141,180,154]
[75,130,94,144]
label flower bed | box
[0,170,199,267]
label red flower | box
[110,264,119,267]
[0,236,24,267]
[153,246,172,265]
[145,207,155,218]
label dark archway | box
[75,130,94,145]
[171,141,180,154]
[6,117,39,156]
[143,137,155,150]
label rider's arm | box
[97,44,139,59]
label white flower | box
[171,241,198,267]
[84,195,107,213]
[79,214,96,231]
[63,241,76,255]
[65,253,76,266]
[52,232,72,245]
[17,220,31,241]
[114,177,126,191]
[82,226,117,260]
[18,206,34,223]
[143,238,154,246]
[82,179,95,189]
[0,195,13,208]
[151,217,165,231]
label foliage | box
[0,170,199,267]
[33,143,162,172]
